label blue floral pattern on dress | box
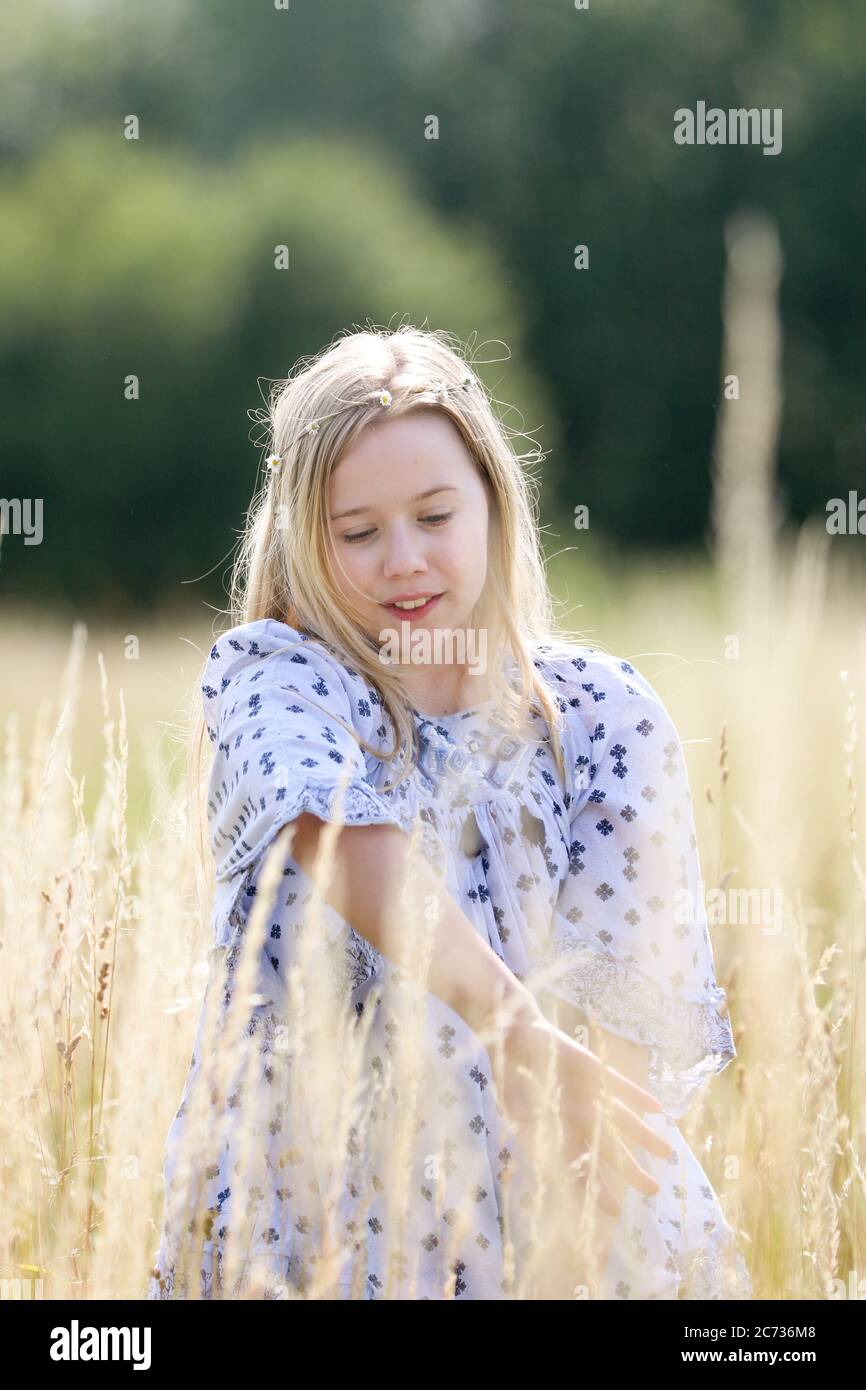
[147,618,751,1301]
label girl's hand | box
[490,1009,673,1218]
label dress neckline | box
[411,699,496,723]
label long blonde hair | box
[187,323,586,911]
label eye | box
[342,512,453,544]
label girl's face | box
[327,408,491,650]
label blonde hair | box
[187,323,587,906]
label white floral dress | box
[146,618,751,1300]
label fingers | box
[590,1133,662,1200]
[597,1129,661,1197]
[572,1154,628,1219]
[515,1024,676,1203]
[587,1063,674,1160]
[568,1152,623,1218]
[609,1099,675,1161]
[619,1151,661,1198]
[559,1056,674,1197]
[567,1112,659,1204]
[598,1061,663,1114]
[596,1180,623,1218]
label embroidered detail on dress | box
[545,932,736,1117]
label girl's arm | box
[291,813,675,1201]
[293,813,650,1098]
[290,812,537,1035]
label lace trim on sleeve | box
[546,929,737,1117]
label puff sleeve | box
[202,619,406,949]
[544,650,737,1117]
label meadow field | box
[1,520,863,1299]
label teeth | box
[392,596,434,610]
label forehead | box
[330,410,479,505]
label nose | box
[382,523,429,579]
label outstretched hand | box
[491,1009,673,1218]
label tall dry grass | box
[0,619,627,1299]
[1,523,864,1298]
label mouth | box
[380,593,443,620]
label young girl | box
[147,325,751,1301]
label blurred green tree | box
[1,0,863,607]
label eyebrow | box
[330,485,460,522]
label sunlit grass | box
[1,522,863,1298]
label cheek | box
[334,549,388,615]
[450,511,486,552]
[328,539,365,600]
[454,513,489,572]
